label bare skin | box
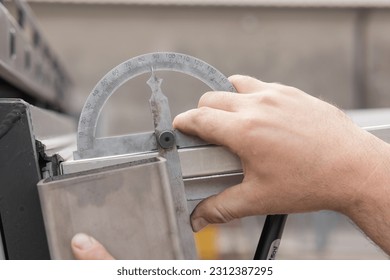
[71,75,390,259]
[71,233,114,260]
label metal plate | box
[38,157,184,260]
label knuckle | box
[213,204,235,223]
[250,91,279,106]
[240,113,256,128]
[198,91,214,107]
[195,106,212,116]
[191,107,214,127]
[236,112,271,146]
[280,84,302,96]
[197,196,236,224]
[269,82,302,96]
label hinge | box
[35,140,63,179]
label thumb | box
[71,233,115,260]
[191,181,257,232]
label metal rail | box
[0,0,72,111]
[23,0,390,8]
[24,0,390,8]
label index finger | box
[173,107,237,149]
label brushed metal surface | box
[38,157,185,259]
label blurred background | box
[4,0,390,259]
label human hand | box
[71,233,114,260]
[173,75,390,234]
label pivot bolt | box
[158,130,175,149]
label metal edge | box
[0,0,73,111]
[23,0,390,8]
[0,213,5,260]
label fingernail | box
[191,217,209,232]
[72,233,94,250]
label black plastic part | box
[254,214,288,260]
[0,99,50,259]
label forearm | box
[343,138,390,255]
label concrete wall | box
[366,10,390,107]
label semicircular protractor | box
[74,52,236,160]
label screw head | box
[158,131,175,149]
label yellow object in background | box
[194,225,219,260]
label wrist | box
[330,132,390,216]
[340,135,390,254]
[340,134,390,220]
